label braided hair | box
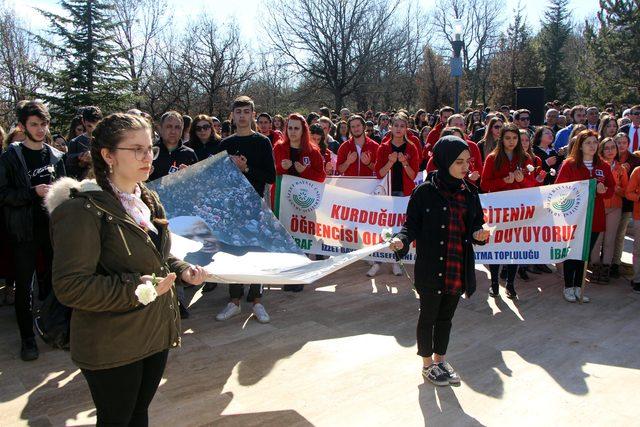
[90,113,168,226]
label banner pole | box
[579,179,597,304]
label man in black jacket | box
[66,106,102,180]
[148,111,198,182]
[0,101,66,361]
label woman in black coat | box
[390,136,490,387]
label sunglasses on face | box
[195,124,212,131]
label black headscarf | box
[433,135,470,191]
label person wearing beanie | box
[390,136,490,386]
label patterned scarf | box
[110,182,158,234]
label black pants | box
[416,289,460,357]
[563,232,599,288]
[13,233,53,339]
[229,284,262,302]
[81,350,168,427]
[489,265,517,287]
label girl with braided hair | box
[46,113,208,426]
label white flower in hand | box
[135,280,158,305]
[381,227,394,242]
[550,168,556,176]
[526,164,535,173]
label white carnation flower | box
[526,164,535,173]
[381,227,394,242]
[135,281,158,305]
[550,168,557,176]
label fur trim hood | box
[45,177,103,214]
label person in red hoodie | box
[424,115,483,185]
[368,112,420,278]
[555,129,615,303]
[336,115,379,177]
[481,123,534,299]
[424,106,455,154]
[274,113,326,183]
[273,113,326,292]
[257,113,284,146]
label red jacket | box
[273,140,326,183]
[555,158,615,232]
[480,153,535,193]
[524,155,545,187]
[375,139,420,196]
[267,130,284,146]
[425,138,483,184]
[424,121,445,153]
[336,136,379,176]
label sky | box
[14,0,600,43]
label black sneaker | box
[633,282,640,294]
[21,337,39,361]
[422,364,449,386]
[438,361,461,384]
[179,302,190,319]
[610,264,620,279]
[489,283,499,298]
[518,267,530,281]
[506,285,518,300]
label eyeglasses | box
[195,124,212,131]
[115,146,160,161]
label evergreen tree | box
[582,0,640,104]
[537,0,573,102]
[489,3,541,106]
[34,0,133,122]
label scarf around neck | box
[110,182,158,234]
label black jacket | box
[185,137,220,163]
[0,142,66,242]
[149,139,198,182]
[66,134,91,180]
[395,172,485,297]
[533,145,561,185]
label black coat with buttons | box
[395,172,486,297]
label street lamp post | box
[450,19,464,113]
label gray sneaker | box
[438,361,461,384]
[563,287,577,303]
[216,302,241,321]
[252,303,270,323]
[422,364,449,386]
[574,287,590,303]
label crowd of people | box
[1,95,640,422]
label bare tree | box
[433,0,503,106]
[417,46,454,112]
[111,0,170,104]
[264,0,403,111]
[0,6,44,123]
[183,17,254,116]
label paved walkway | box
[1,259,639,426]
